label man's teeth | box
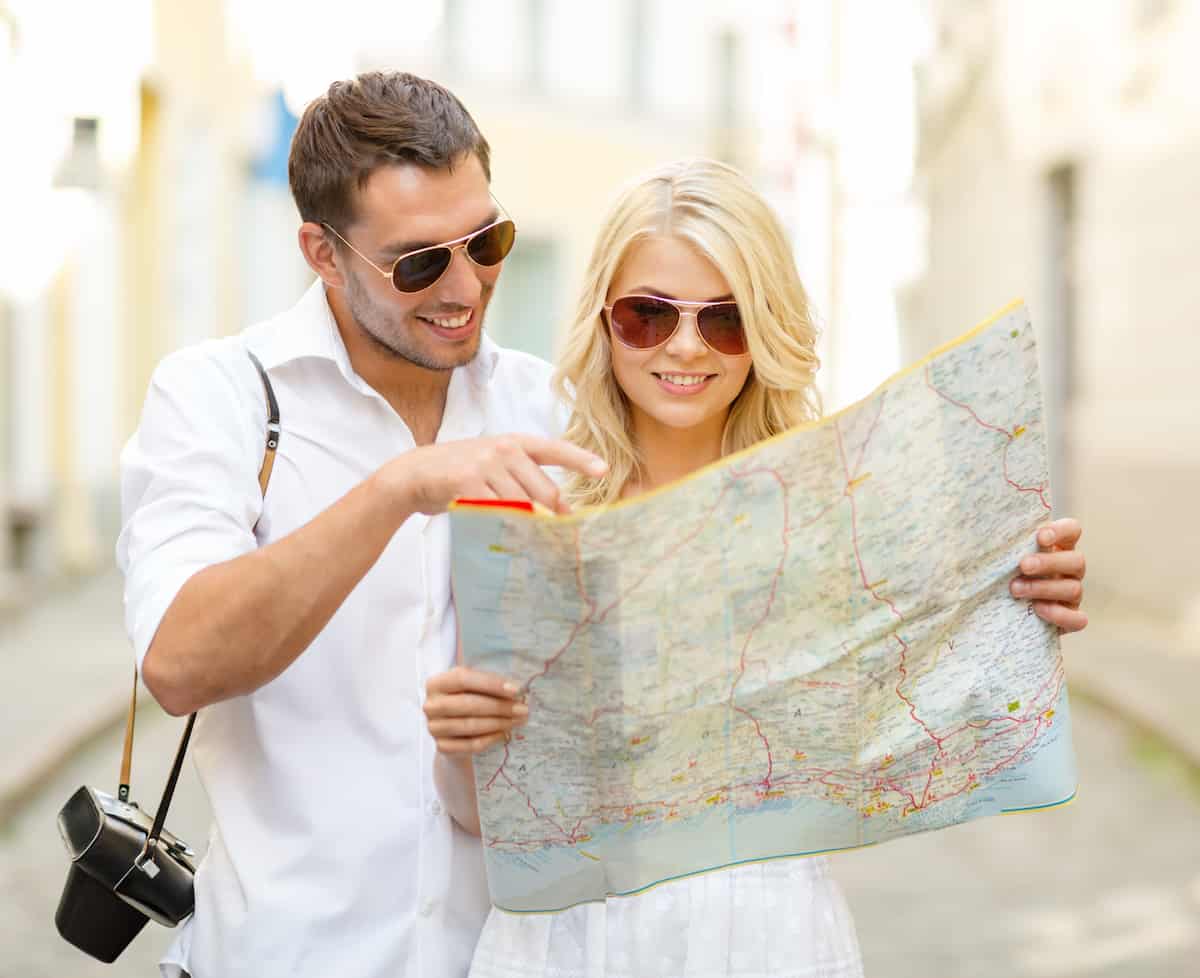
[425,311,472,329]
[659,373,709,387]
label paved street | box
[0,707,209,978]
[2,577,1199,977]
[833,698,1200,977]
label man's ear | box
[297,221,346,289]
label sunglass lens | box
[610,297,679,349]
[393,247,453,293]
[698,303,746,355]
[467,220,516,267]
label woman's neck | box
[623,409,727,498]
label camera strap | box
[119,349,280,859]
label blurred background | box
[1,0,1197,975]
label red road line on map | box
[594,485,732,624]
[836,423,927,707]
[836,420,947,803]
[982,718,1046,776]
[484,536,600,787]
[893,634,947,753]
[483,741,511,791]
[790,497,842,534]
[499,768,577,842]
[530,526,599,686]
[923,365,1051,512]
[852,391,887,477]
[725,466,790,788]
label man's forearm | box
[142,467,414,715]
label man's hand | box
[424,666,529,755]
[386,434,607,517]
[1010,517,1087,633]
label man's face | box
[336,154,502,371]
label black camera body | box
[55,786,195,962]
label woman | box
[425,159,1088,978]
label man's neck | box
[376,365,452,447]
[329,297,453,446]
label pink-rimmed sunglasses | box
[604,294,748,356]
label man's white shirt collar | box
[252,279,501,396]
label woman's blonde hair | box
[555,158,822,506]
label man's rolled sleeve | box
[116,343,265,673]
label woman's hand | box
[1009,517,1088,633]
[424,666,529,755]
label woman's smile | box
[652,371,719,394]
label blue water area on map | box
[484,790,862,912]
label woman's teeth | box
[657,373,710,386]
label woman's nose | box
[663,311,708,359]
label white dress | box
[468,856,863,978]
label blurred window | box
[54,117,101,190]
[526,0,547,93]
[486,236,561,361]
[1045,163,1077,511]
[544,0,626,103]
[457,0,527,87]
[712,27,741,164]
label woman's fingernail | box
[503,681,520,694]
[588,456,608,476]
[1021,557,1041,574]
[1038,528,1055,546]
[1012,579,1029,596]
[513,703,529,716]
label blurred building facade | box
[903,0,1200,623]
[0,0,801,599]
[0,0,264,600]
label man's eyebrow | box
[379,210,500,258]
[626,286,735,302]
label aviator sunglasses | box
[604,294,748,356]
[322,214,517,294]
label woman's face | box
[605,235,752,437]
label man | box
[118,72,601,978]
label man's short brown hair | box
[288,71,491,230]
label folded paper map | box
[450,300,1077,913]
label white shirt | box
[117,280,563,978]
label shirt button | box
[429,799,443,817]
[420,898,436,917]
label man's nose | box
[663,312,708,359]
[433,244,483,304]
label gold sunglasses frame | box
[321,201,516,294]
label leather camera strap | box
[121,349,279,844]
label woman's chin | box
[634,399,732,434]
